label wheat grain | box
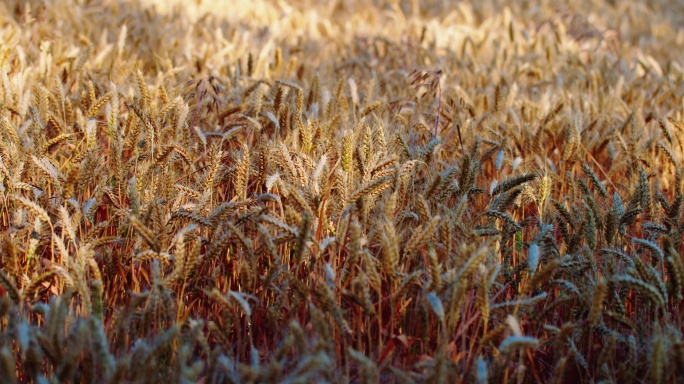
[588,277,607,327]
[0,270,20,304]
[348,175,393,206]
[128,215,161,253]
[613,274,666,308]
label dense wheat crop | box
[0,0,683,382]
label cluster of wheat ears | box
[0,0,683,382]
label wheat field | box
[0,0,683,382]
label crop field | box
[0,0,683,382]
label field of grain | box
[0,0,683,382]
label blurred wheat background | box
[0,0,683,382]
